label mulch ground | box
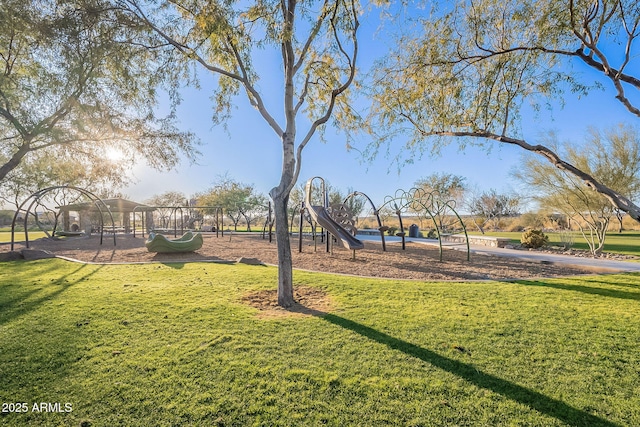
[3,232,598,281]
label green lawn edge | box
[1,259,639,426]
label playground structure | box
[9,180,469,262]
[9,186,227,254]
[377,187,470,261]
[133,205,224,238]
[342,190,389,251]
[9,183,275,245]
[298,177,470,262]
[300,177,365,256]
[145,231,204,253]
[10,185,117,250]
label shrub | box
[521,229,548,248]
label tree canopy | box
[0,150,128,208]
[0,0,199,190]
[467,189,521,233]
[198,177,267,231]
[368,0,640,221]
[414,173,467,205]
[514,124,640,253]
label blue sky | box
[118,12,636,209]
[122,86,629,208]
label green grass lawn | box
[468,230,640,258]
[1,259,639,426]
[0,230,48,243]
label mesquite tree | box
[0,0,198,187]
[368,0,640,222]
[116,0,360,307]
[514,125,640,254]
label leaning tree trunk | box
[499,133,640,222]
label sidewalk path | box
[357,234,640,273]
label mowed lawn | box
[0,230,48,243]
[1,259,639,426]
[468,231,640,258]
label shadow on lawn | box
[323,313,619,427]
[0,263,104,325]
[513,277,640,301]
[570,275,640,290]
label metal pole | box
[298,203,304,253]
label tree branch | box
[291,0,359,191]
[226,36,284,136]
[292,0,331,74]
[120,0,243,81]
[420,128,640,221]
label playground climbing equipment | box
[343,190,388,251]
[378,187,470,261]
[297,177,469,262]
[145,230,204,253]
[300,177,364,255]
[133,205,224,238]
[10,185,117,250]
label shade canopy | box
[57,198,156,213]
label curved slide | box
[305,178,364,250]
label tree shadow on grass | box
[0,263,104,325]
[568,274,640,290]
[323,313,619,427]
[512,277,640,301]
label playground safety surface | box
[3,232,607,281]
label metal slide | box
[305,177,364,250]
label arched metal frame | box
[295,178,469,262]
[343,191,388,251]
[10,185,116,251]
[133,205,224,238]
[378,187,470,262]
[379,189,412,250]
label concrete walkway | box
[356,234,640,273]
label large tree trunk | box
[272,189,295,307]
[270,131,297,308]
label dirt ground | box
[4,231,597,281]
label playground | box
[2,184,640,426]
[1,179,614,283]
[6,232,596,281]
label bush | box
[521,229,548,249]
[426,229,438,239]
